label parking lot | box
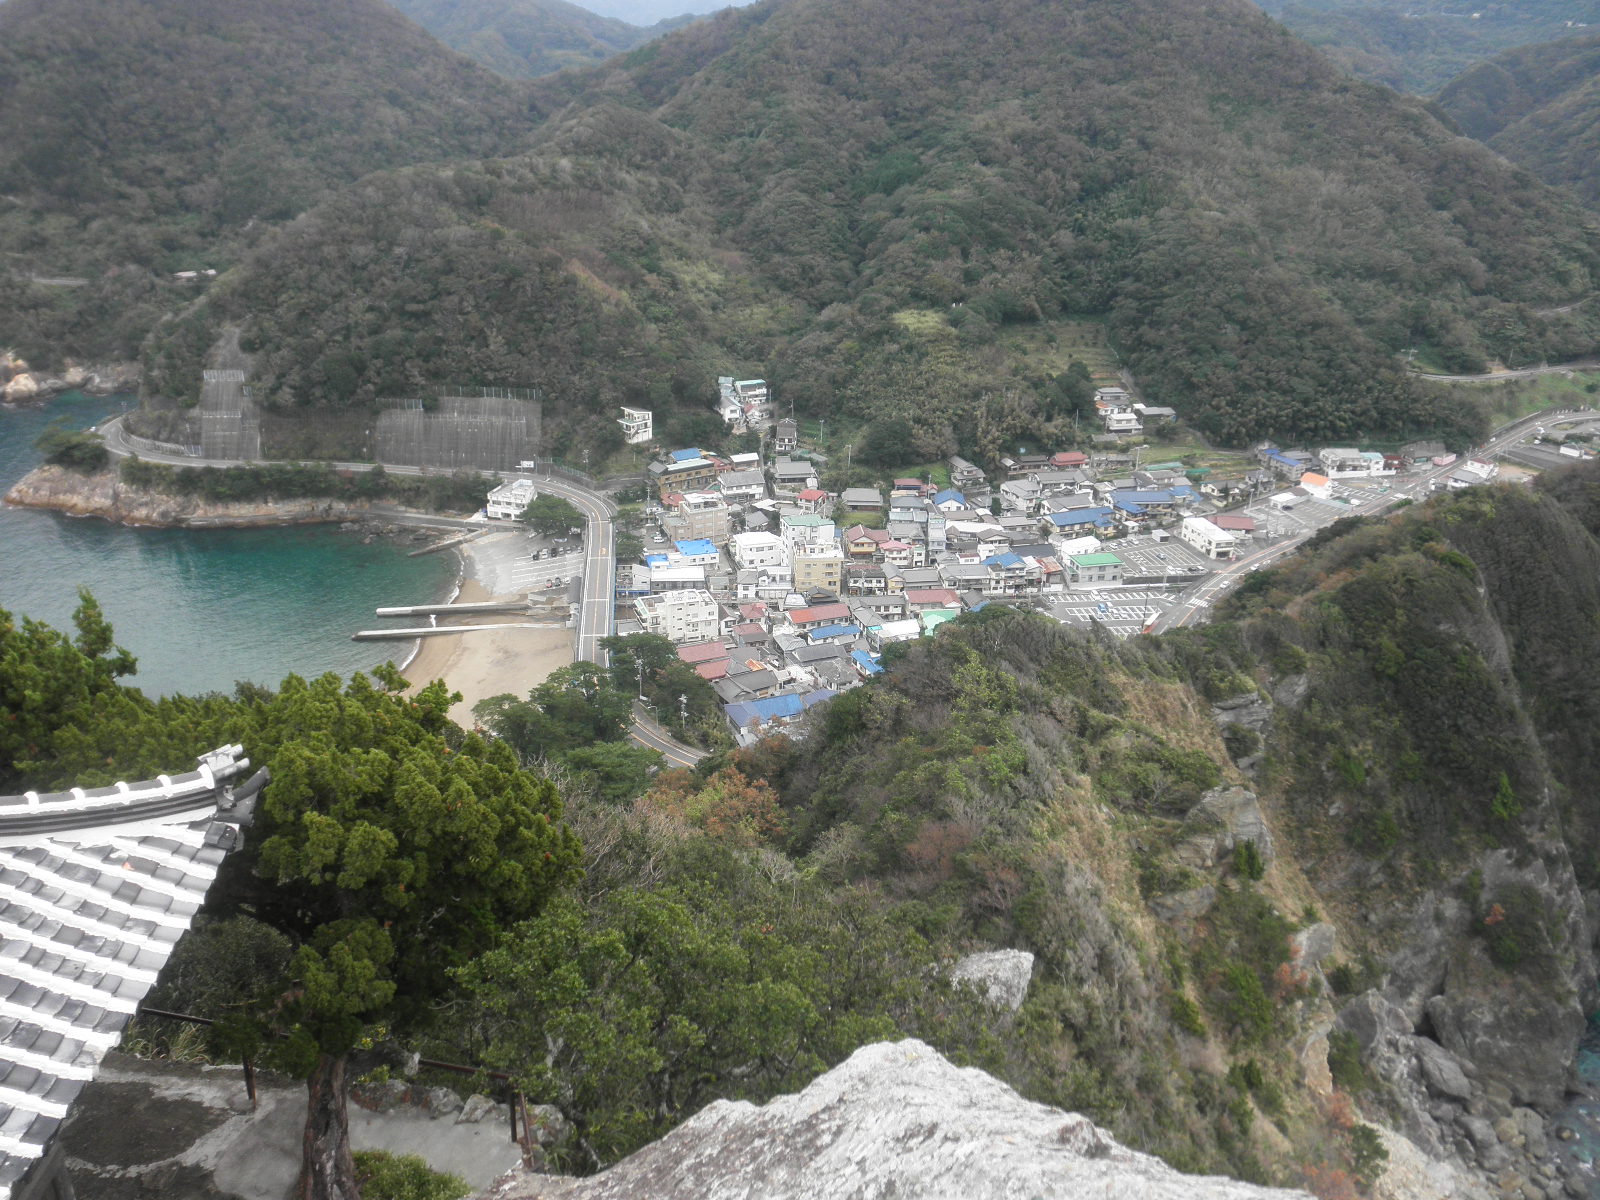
[469,529,584,595]
[1113,535,1213,580]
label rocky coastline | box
[4,464,446,547]
[0,352,140,407]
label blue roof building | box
[724,693,807,729]
[932,488,966,507]
[670,447,706,462]
[807,623,861,643]
[851,649,884,676]
[1045,506,1117,529]
[675,538,718,557]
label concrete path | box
[61,1053,522,1200]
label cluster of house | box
[1094,386,1175,437]
[1256,439,1495,502]
[623,442,1285,743]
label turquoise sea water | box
[0,393,456,697]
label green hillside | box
[0,0,539,365]
[387,0,695,78]
[1436,33,1600,207]
[1255,0,1600,95]
[147,0,1600,455]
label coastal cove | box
[0,393,456,696]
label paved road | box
[629,703,709,769]
[1411,358,1600,384]
[529,475,616,667]
[1154,407,1598,631]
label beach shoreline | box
[401,541,573,730]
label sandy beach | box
[402,551,574,731]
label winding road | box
[1410,358,1600,384]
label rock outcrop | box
[948,948,1034,1011]
[0,354,139,404]
[4,464,364,528]
[481,1040,1311,1200]
[1175,785,1275,871]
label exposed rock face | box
[2,372,39,403]
[4,464,364,528]
[482,1040,1311,1200]
[948,948,1034,1011]
[0,355,138,404]
[1175,785,1274,870]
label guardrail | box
[122,430,201,458]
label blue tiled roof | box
[932,488,965,506]
[807,623,861,641]
[1114,500,1146,515]
[802,688,838,708]
[724,693,807,726]
[1045,507,1116,527]
[1112,489,1174,505]
[670,448,704,462]
[851,650,884,675]
[982,552,1024,568]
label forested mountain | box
[1436,34,1600,206]
[1253,0,1600,94]
[0,0,540,365]
[387,0,695,78]
[146,0,1600,454]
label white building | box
[1318,448,1393,478]
[648,564,708,591]
[731,531,790,570]
[618,406,653,445]
[1178,515,1239,560]
[486,477,537,520]
[1104,411,1143,435]
[716,376,776,428]
[780,511,837,550]
[718,468,768,504]
[634,590,721,644]
[868,618,922,650]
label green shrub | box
[1220,964,1273,1041]
[1326,1029,1368,1092]
[1232,839,1265,882]
[1350,1123,1389,1186]
[352,1151,469,1200]
[1221,724,1260,760]
[1326,955,1381,997]
[1171,993,1206,1036]
[35,421,109,473]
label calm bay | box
[0,393,455,697]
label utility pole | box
[678,693,689,727]
[636,659,646,702]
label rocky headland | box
[0,351,139,406]
[4,464,444,544]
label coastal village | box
[483,375,1518,748]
